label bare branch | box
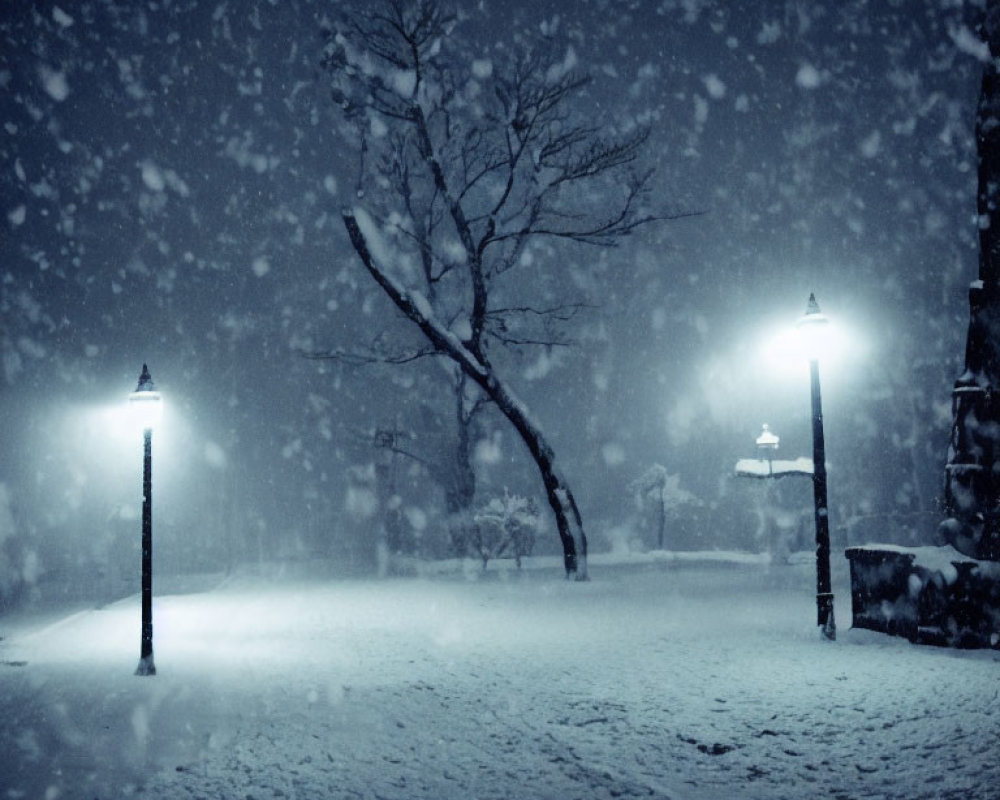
[342,213,490,378]
[302,345,439,367]
[481,302,594,350]
[486,302,593,322]
[488,169,704,249]
[487,331,576,349]
[547,128,651,185]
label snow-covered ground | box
[1,556,998,800]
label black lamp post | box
[129,364,162,675]
[797,294,836,641]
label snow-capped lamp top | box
[755,423,779,453]
[804,292,821,317]
[129,363,162,431]
[134,363,155,393]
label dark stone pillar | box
[941,3,1000,561]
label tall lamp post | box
[129,364,162,675]
[797,294,836,641]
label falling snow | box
[0,1,997,796]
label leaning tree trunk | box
[343,213,588,579]
[479,373,588,580]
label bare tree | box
[320,1,687,578]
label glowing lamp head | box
[795,293,831,361]
[763,293,854,379]
[129,363,162,431]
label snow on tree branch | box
[343,209,487,378]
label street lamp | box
[735,424,813,480]
[797,294,836,641]
[756,424,780,477]
[129,363,162,675]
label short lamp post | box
[756,424,780,477]
[129,363,162,675]
[797,294,836,641]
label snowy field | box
[1,557,998,800]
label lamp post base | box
[135,655,156,676]
[818,592,836,641]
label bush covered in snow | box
[469,491,540,570]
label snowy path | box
[1,561,998,799]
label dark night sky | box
[0,0,988,597]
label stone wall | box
[845,545,1000,649]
